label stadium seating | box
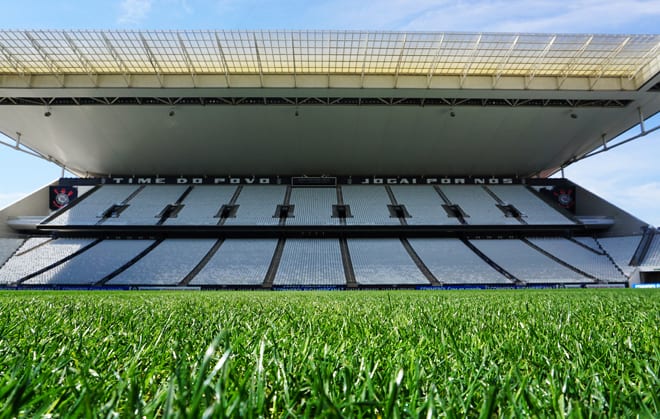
[487,185,574,225]
[190,239,278,286]
[470,239,590,283]
[164,185,238,225]
[41,184,580,227]
[24,240,155,285]
[389,186,461,225]
[347,238,429,285]
[526,237,624,281]
[274,239,345,286]
[440,186,522,225]
[0,235,639,288]
[0,238,24,266]
[107,239,216,285]
[597,236,641,275]
[223,185,287,226]
[102,185,189,226]
[640,234,660,267]
[341,186,402,225]
[0,181,643,289]
[285,188,341,225]
[46,185,140,225]
[0,238,95,285]
[572,237,604,253]
[408,238,512,284]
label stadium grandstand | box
[0,29,659,289]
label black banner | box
[91,175,522,186]
[49,186,78,210]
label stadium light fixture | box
[570,112,578,119]
[44,106,52,117]
[449,109,456,118]
[169,110,175,117]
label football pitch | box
[0,289,658,417]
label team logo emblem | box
[49,187,77,210]
[553,188,574,209]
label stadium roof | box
[0,30,659,90]
[0,30,659,178]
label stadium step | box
[593,237,629,279]
[400,238,440,285]
[262,238,286,289]
[96,239,163,286]
[461,238,521,285]
[339,237,357,288]
[179,239,224,286]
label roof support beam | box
[253,34,264,88]
[63,32,98,87]
[101,33,132,87]
[526,36,556,88]
[629,39,660,80]
[0,133,66,170]
[589,37,629,90]
[558,35,593,88]
[24,32,65,87]
[393,34,407,87]
[460,34,482,88]
[139,33,164,87]
[0,43,29,79]
[563,118,660,168]
[177,33,197,87]
[291,32,297,88]
[0,96,631,108]
[493,35,519,88]
[214,33,231,88]
[360,33,369,88]
[426,34,445,88]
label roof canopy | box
[0,30,659,178]
[1,30,659,90]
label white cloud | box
[164,0,193,15]
[118,0,154,25]
[178,0,193,14]
[310,0,660,32]
[476,0,660,33]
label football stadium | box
[1,29,660,416]
[0,30,659,289]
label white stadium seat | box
[274,239,345,286]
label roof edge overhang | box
[0,73,649,91]
[1,30,659,91]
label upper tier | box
[42,183,575,230]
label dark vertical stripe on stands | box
[179,238,224,286]
[400,238,440,285]
[263,238,286,288]
[96,239,163,285]
[340,237,357,288]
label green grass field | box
[0,289,658,417]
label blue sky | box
[1,0,659,225]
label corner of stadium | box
[1,30,659,290]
